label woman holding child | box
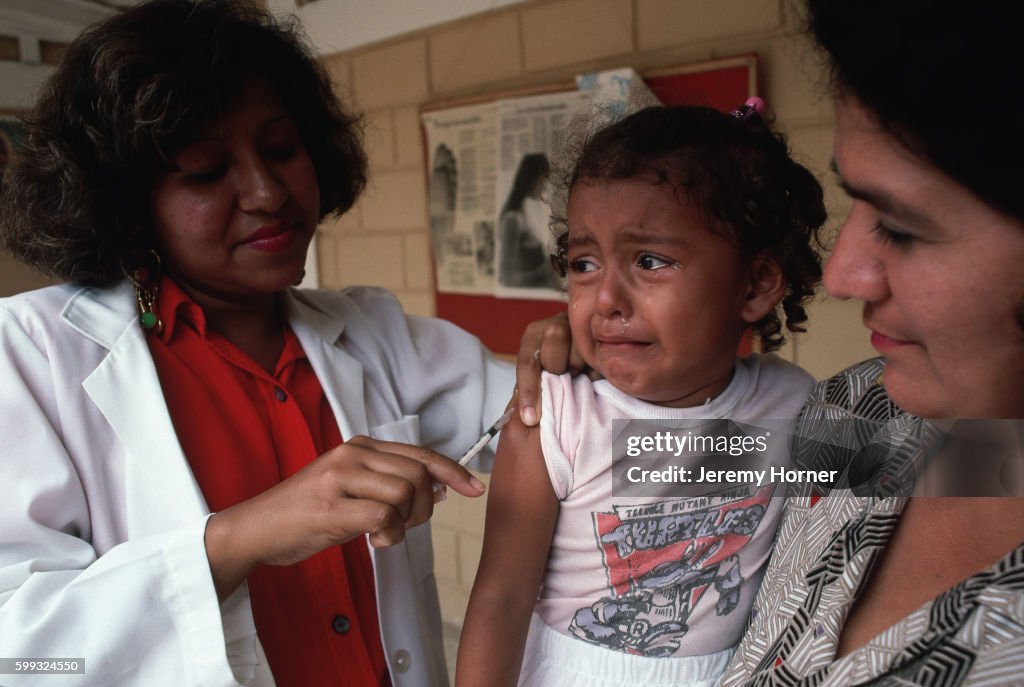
[718,2,1024,684]
[513,2,1024,685]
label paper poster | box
[422,102,499,295]
[493,90,590,301]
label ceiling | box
[1,1,528,57]
[0,0,140,44]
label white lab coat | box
[0,281,514,686]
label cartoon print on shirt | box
[569,485,774,657]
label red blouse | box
[147,277,390,686]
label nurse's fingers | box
[346,435,485,491]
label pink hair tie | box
[732,96,767,122]
[744,96,766,114]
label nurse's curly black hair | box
[0,0,366,286]
[551,105,825,352]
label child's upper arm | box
[457,406,561,686]
[473,412,559,599]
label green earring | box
[124,249,164,335]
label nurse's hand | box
[203,437,485,601]
[514,312,586,427]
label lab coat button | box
[331,614,350,634]
[392,649,411,673]
[273,387,288,402]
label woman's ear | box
[741,253,785,324]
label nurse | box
[0,1,514,685]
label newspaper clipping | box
[422,102,499,295]
[423,69,657,302]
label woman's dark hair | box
[1,0,367,286]
[807,0,1022,221]
[501,153,550,215]
[552,105,825,352]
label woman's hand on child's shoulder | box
[514,312,588,427]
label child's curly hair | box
[551,105,825,352]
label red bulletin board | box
[432,55,758,355]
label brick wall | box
[313,0,876,654]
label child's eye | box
[568,258,598,274]
[636,253,676,270]
[871,221,914,247]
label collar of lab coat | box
[58,281,372,529]
[280,288,371,440]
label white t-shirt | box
[535,354,814,658]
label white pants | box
[518,614,735,687]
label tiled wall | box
[314,0,876,640]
